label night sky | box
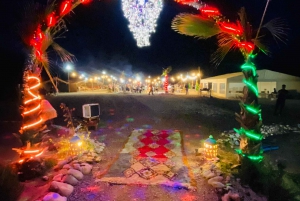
[0,0,299,99]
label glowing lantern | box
[60,1,72,16]
[204,135,218,159]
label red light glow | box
[60,1,72,16]
[81,0,92,4]
[218,21,243,35]
[237,41,255,52]
[200,6,220,17]
[47,13,57,27]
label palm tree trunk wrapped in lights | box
[18,0,92,144]
[162,66,172,94]
[172,0,288,161]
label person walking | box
[148,84,154,95]
[274,84,289,116]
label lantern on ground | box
[204,135,218,159]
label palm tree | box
[162,66,172,93]
[172,1,288,161]
[18,0,89,144]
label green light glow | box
[245,105,260,114]
[243,79,259,96]
[235,127,263,140]
[241,63,257,76]
[234,128,241,134]
[244,130,263,140]
[247,155,264,161]
[245,105,262,120]
[235,149,263,161]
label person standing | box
[185,83,189,95]
[148,84,154,95]
[274,84,289,116]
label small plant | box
[0,164,23,201]
[44,158,57,169]
[56,132,95,159]
[60,103,88,133]
[60,103,76,130]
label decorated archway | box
[20,0,287,164]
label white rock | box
[62,164,72,170]
[72,163,82,171]
[53,174,64,182]
[229,193,240,201]
[50,181,74,197]
[58,169,68,175]
[208,176,223,185]
[210,181,225,189]
[222,193,230,201]
[62,174,79,185]
[67,169,83,180]
[203,171,215,179]
[80,163,93,175]
[42,192,67,201]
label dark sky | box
[1,0,299,99]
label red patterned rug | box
[99,129,194,189]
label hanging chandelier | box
[122,0,163,47]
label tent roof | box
[202,72,242,80]
[202,69,300,81]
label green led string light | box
[241,62,257,76]
[244,104,262,121]
[235,149,264,161]
[234,128,263,141]
[243,79,259,96]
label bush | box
[237,158,296,200]
[0,164,23,201]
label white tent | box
[200,69,300,99]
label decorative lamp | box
[204,135,218,159]
[69,135,81,156]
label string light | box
[241,62,257,76]
[122,0,163,47]
[60,1,72,16]
[22,76,43,131]
[200,6,220,17]
[243,79,259,96]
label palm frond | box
[45,0,57,16]
[261,18,289,44]
[162,66,172,76]
[18,1,46,46]
[51,42,76,63]
[172,14,221,39]
[252,38,271,56]
[238,7,252,41]
[210,32,236,66]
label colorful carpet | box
[99,129,194,189]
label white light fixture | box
[122,0,163,47]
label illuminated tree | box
[172,0,288,161]
[19,0,92,144]
[162,66,172,93]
